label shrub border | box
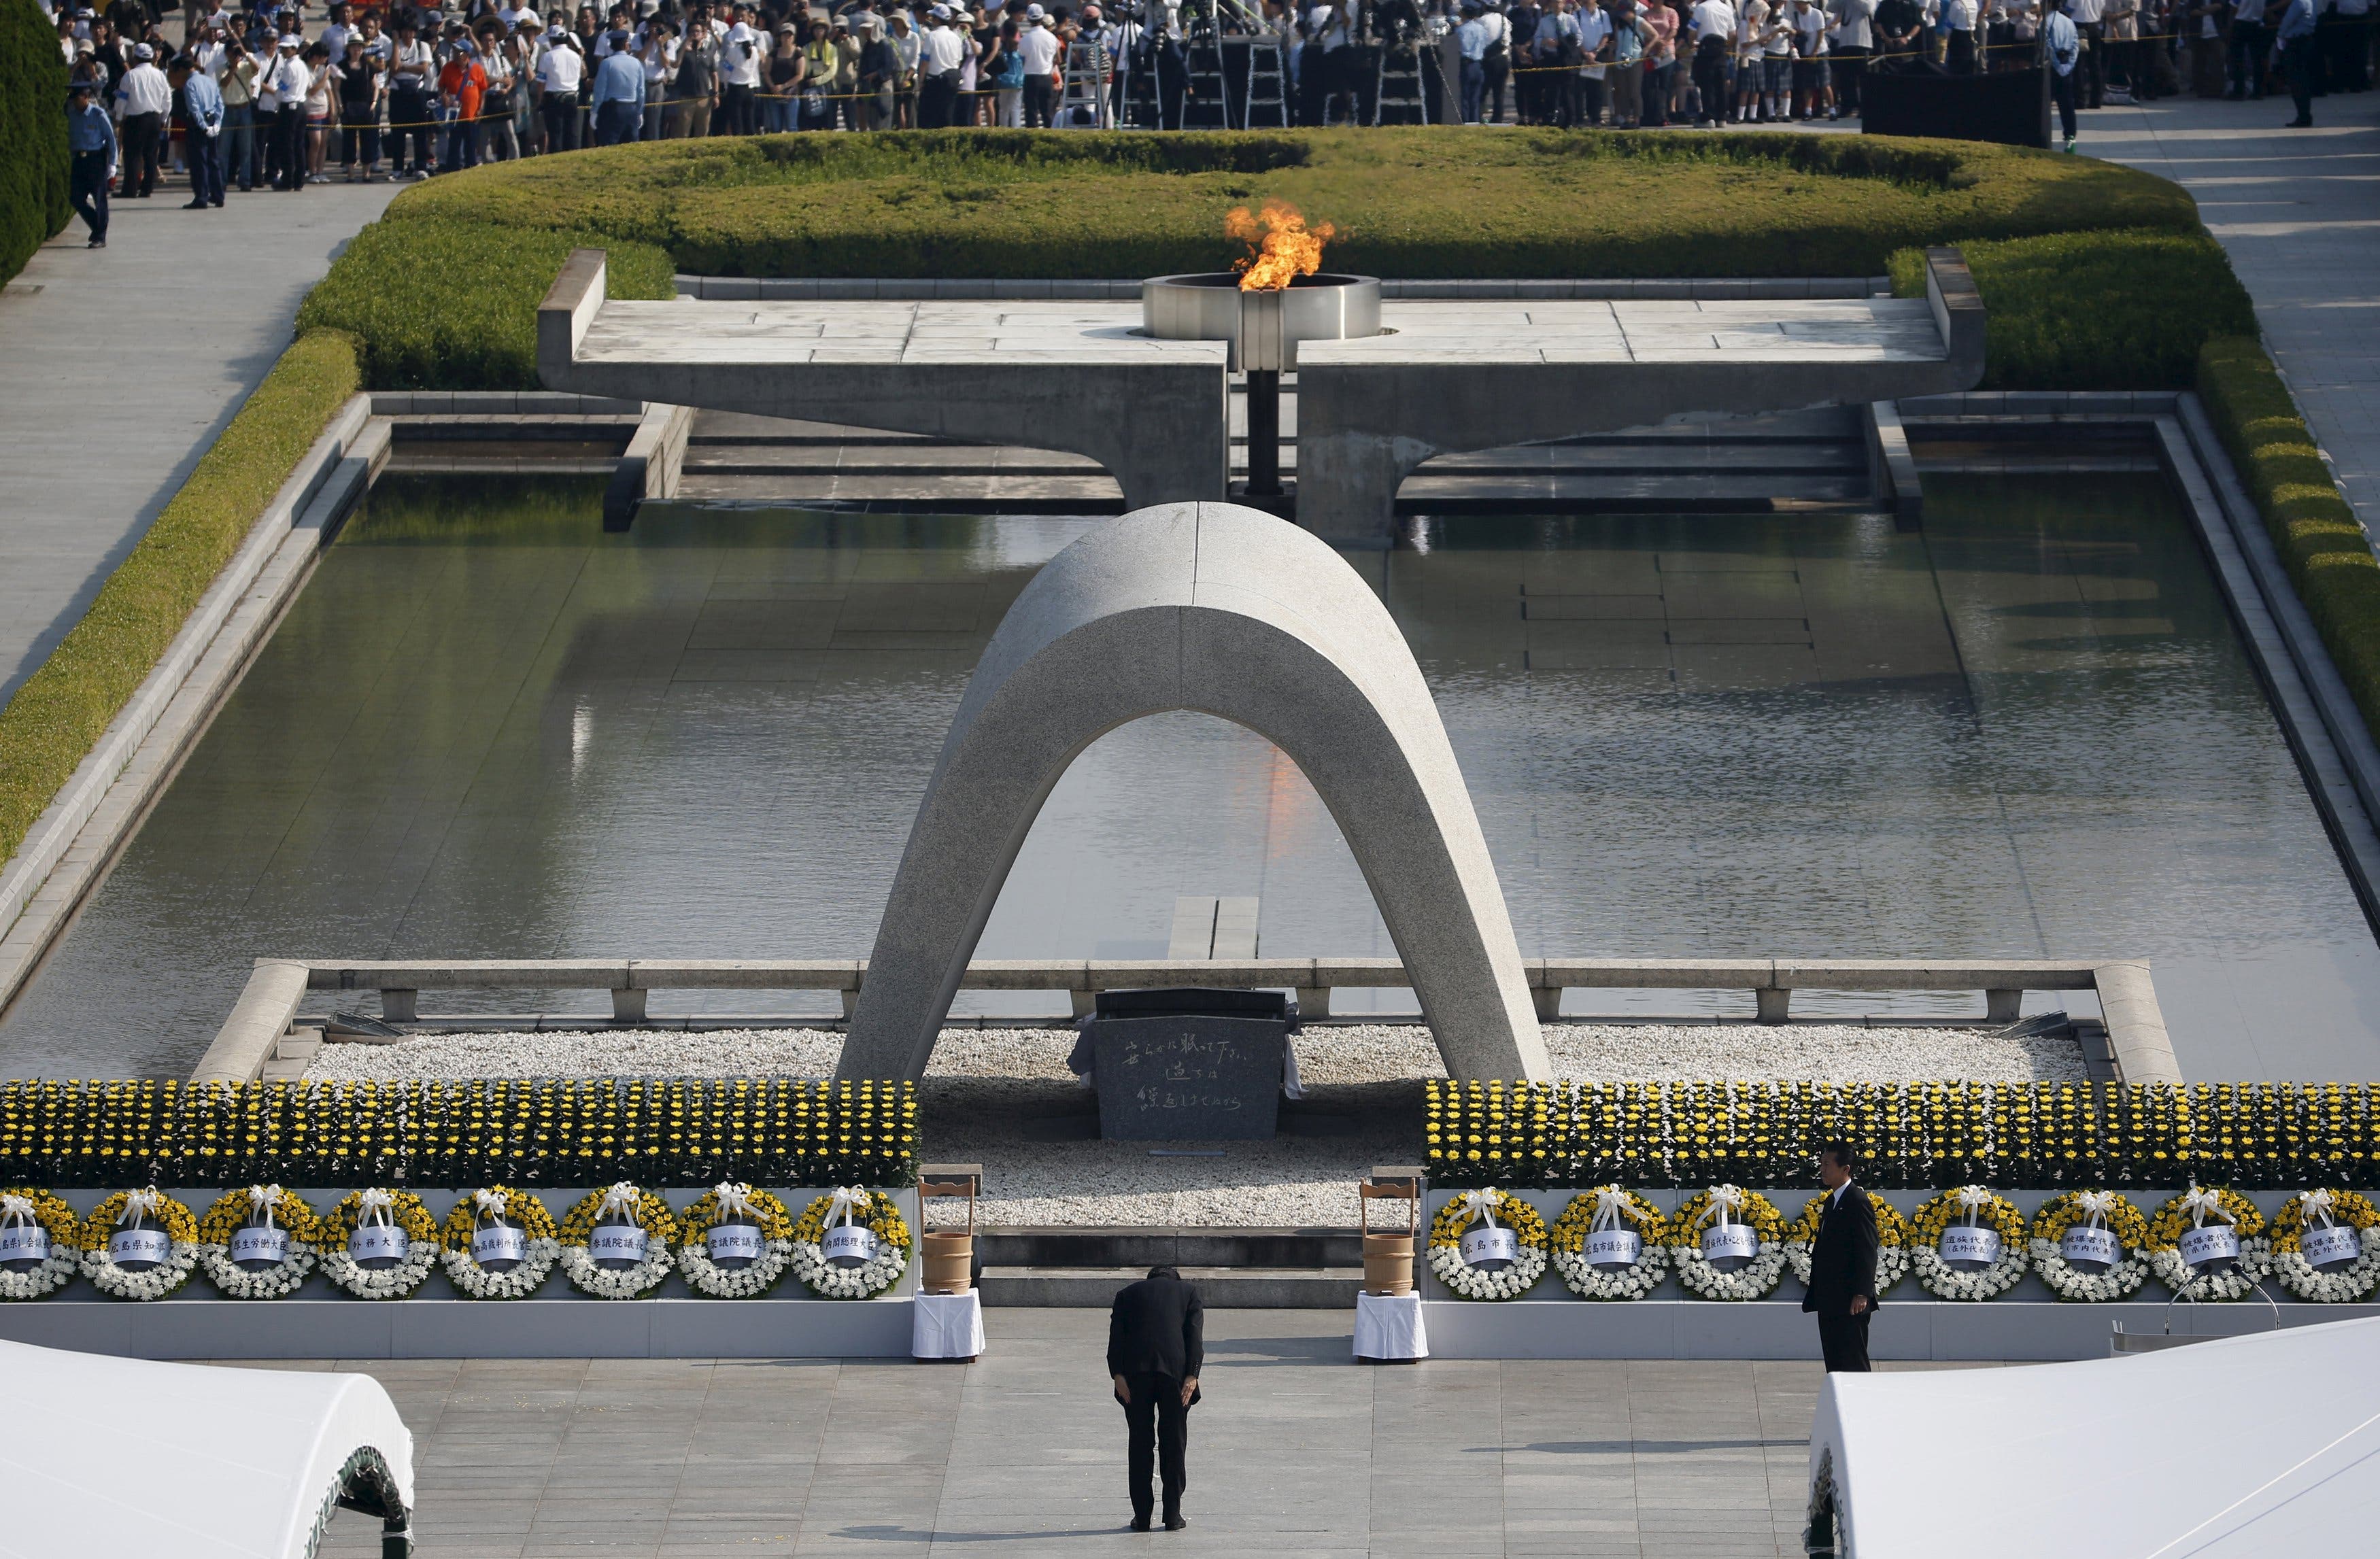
[0,332,361,877]
[2197,336,2380,749]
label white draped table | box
[1353,1290,1428,1363]
[912,1290,986,1360]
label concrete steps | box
[979,1265,1365,1307]
[963,1226,1373,1308]
[675,405,1877,515]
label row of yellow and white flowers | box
[0,1184,910,1303]
[1427,1184,2380,1304]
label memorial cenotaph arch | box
[835,501,1552,1084]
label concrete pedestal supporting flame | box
[838,500,1550,1084]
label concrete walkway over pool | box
[2082,93,2380,531]
[0,180,397,708]
[276,1308,1992,1558]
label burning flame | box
[1227,201,1335,293]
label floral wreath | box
[678,1182,796,1299]
[1428,1188,1550,1301]
[197,1185,320,1301]
[790,1188,911,1300]
[1909,1186,2028,1301]
[1549,1187,1669,1301]
[441,1187,561,1300]
[558,1183,681,1299]
[83,1187,201,1301]
[1784,1193,1911,1297]
[2026,1190,2150,1303]
[1669,1186,1787,1301]
[317,1189,442,1301]
[0,1188,88,1302]
[2147,1184,2272,1302]
[2270,1188,2380,1304]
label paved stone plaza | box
[2086,97,2380,534]
[276,1309,1987,1558]
[0,184,398,706]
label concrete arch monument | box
[838,502,1550,1083]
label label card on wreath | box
[0,1225,49,1267]
[1701,1223,1758,1267]
[472,1224,528,1270]
[349,1224,409,1267]
[1586,1229,1642,1269]
[231,1226,290,1269]
[1939,1226,2001,1268]
[2302,1224,2360,1268]
[590,1226,648,1268]
[823,1224,880,1269]
[111,1228,170,1269]
[2060,1226,2120,1269]
[1460,1226,1520,1271]
[709,1223,766,1269]
[2179,1225,2241,1269]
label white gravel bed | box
[303,1020,2084,1084]
[305,1021,2082,1227]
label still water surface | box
[6,475,2377,1078]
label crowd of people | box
[1438,0,2366,133]
[41,0,2375,246]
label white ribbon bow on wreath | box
[246,1184,284,1230]
[1588,1187,1631,1234]
[1697,1186,1746,1232]
[2299,1188,2337,1231]
[1955,1186,1993,1228]
[825,1187,872,1229]
[0,1194,35,1231]
[713,1182,761,1223]
[2074,1189,2117,1232]
[356,1188,398,1229]
[1455,1188,1502,1231]
[2183,1184,2235,1229]
[594,1183,643,1224]
[120,1188,163,1230]
[472,1188,509,1227]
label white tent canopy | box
[1809,1315,2380,1558]
[0,1339,414,1559]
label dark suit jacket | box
[1108,1271,1205,1382]
[1801,1182,1881,1316]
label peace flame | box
[1227,201,1335,292]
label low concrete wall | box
[673,275,1897,302]
[0,402,386,1014]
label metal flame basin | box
[1142,272,1382,373]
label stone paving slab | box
[0,181,398,708]
[260,1308,2006,1557]
[2079,96,2380,533]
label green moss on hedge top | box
[374,127,2195,280]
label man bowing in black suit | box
[1108,1263,1204,1531]
[1803,1140,1880,1372]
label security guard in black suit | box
[1802,1140,1880,1371]
[1108,1264,1204,1531]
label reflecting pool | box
[6,473,2377,1079]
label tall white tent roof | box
[0,1339,413,1559]
[1810,1315,2380,1558]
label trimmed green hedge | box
[1889,228,2256,392]
[310,129,2198,390]
[2198,336,2380,738]
[295,219,675,390]
[0,332,362,868]
[377,129,2194,280]
[1,0,69,285]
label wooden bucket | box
[921,1230,974,1295]
[1363,1233,1414,1296]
